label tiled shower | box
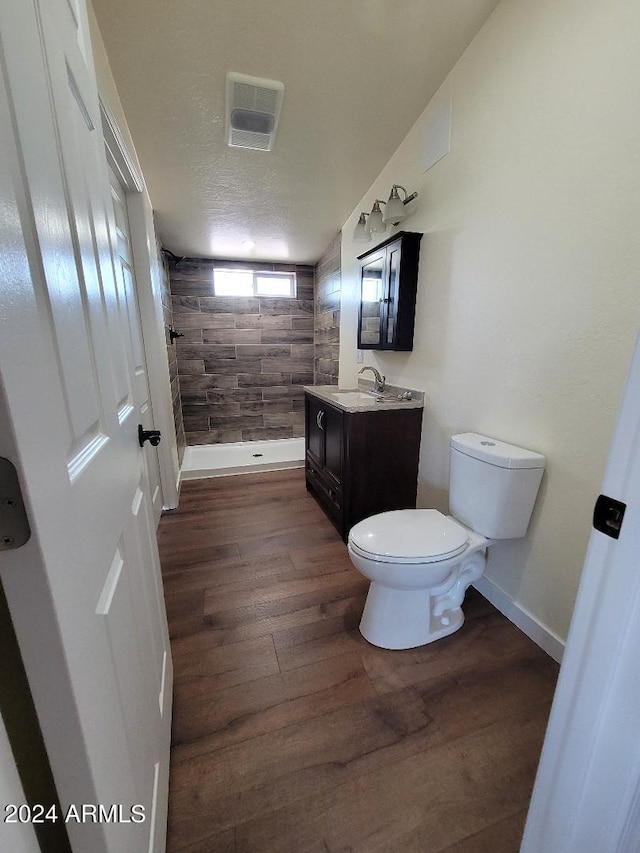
[167,238,341,449]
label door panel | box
[109,165,163,521]
[0,0,172,851]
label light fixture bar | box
[352,184,419,242]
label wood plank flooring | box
[157,468,559,853]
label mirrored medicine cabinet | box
[357,231,422,351]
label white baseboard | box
[473,576,565,663]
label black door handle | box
[138,425,162,447]
[593,494,626,539]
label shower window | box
[213,268,296,298]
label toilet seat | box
[348,509,470,564]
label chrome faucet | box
[358,365,386,393]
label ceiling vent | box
[226,72,285,152]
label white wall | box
[340,0,640,646]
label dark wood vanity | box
[304,388,423,541]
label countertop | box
[303,381,424,413]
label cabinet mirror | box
[360,253,384,347]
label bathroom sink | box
[330,390,380,404]
[304,384,421,411]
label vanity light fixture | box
[367,200,387,234]
[353,185,419,243]
[353,212,370,243]
[382,185,418,225]
[352,200,385,243]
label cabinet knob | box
[316,410,325,430]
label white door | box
[108,162,163,525]
[521,331,640,852]
[0,0,172,851]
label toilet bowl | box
[348,509,489,649]
[347,432,545,650]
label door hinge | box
[593,493,626,540]
[0,457,31,551]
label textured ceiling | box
[91,0,501,264]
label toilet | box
[348,432,545,649]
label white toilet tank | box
[449,433,545,539]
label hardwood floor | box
[157,468,558,853]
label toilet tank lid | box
[451,433,545,470]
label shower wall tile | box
[292,317,315,330]
[207,389,263,404]
[259,298,314,316]
[314,233,341,386]
[241,426,294,442]
[291,344,315,359]
[198,345,237,359]
[291,372,314,386]
[261,385,302,400]
[235,345,292,358]
[199,297,260,314]
[177,329,205,343]
[235,314,293,330]
[169,257,315,446]
[171,296,200,313]
[203,359,263,376]
[201,328,263,344]
[186,429,243,445]
[261,328,315,344]
[237,373,291,387]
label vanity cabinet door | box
[305,394,343,484]
[323,404,343,487]
[305,394,344,530]
[306,394,324,467]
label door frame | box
[101,100,179,512]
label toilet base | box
[359,582,465,650]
